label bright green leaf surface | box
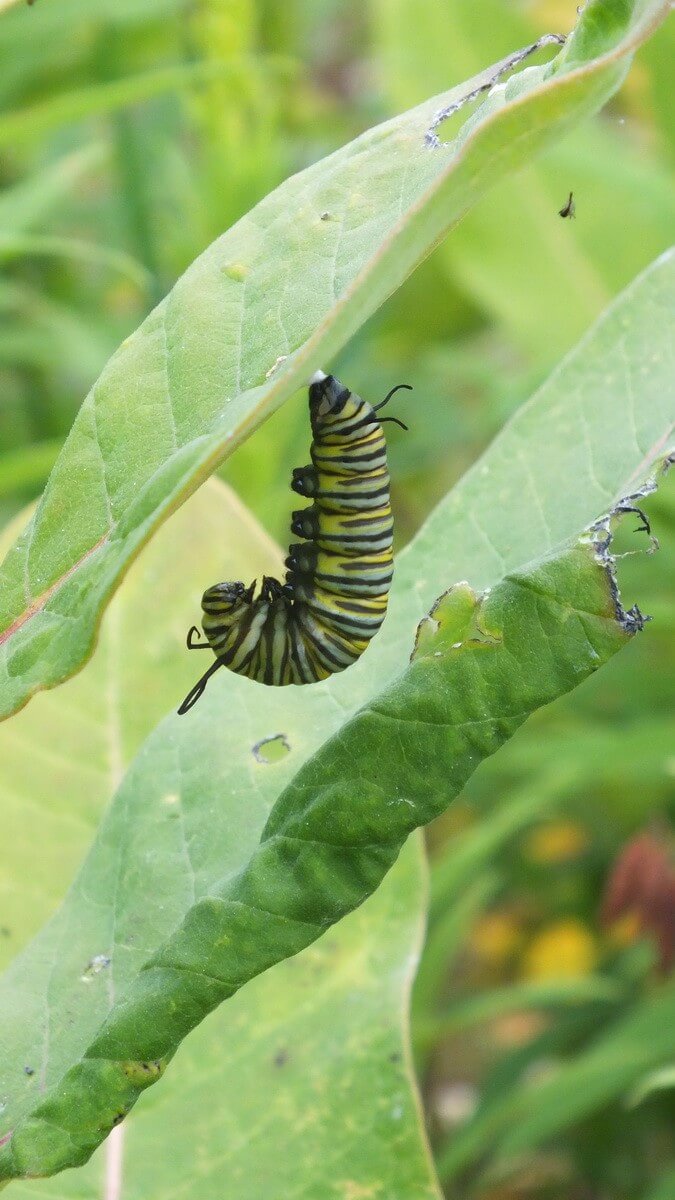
[0,248,672,1181]
[0,486,438,1199]
[0,487,283,952]
[0,0,670,719]
[0,530,635,1182]
[0,443,62,504]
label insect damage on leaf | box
[412,582,503,661]
[252,733,291,764]
[588,461,671,634]
[0,508,660,1181]
[425,34,566,149]
[120,1060,168,1088]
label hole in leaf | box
[252,733,291,764]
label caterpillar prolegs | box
[178,371,409,714]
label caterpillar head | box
[179,582,255,714]
[308,370,352,430]
[201,579,255,621]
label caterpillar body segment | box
[178,372,408,713]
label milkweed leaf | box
[0,484,440,1199]
[0,242,672,1186]
[1,0,670,719]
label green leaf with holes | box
[0,484,439,1200]
[0,0,671,719]
[0,249,673,1182]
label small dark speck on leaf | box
[559,191,576,219]
[274,1048,289,1068]
[111,1111,126,1127]
[24,1066,35,1077]
[252,733,291,764]
[0,927,10,937]
[389,1051,402,1064]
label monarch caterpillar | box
[178,371,410,714]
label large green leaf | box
[0,530,637,1183]
[372,0,675,366]
[0,0,670,719]
[0,485,439,1200]
[0,487,282,954]
[0,250,672,1183]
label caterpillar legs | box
[186,625,211,649]
[177,658,225,715]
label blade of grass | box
[0,58,292,150]
[414,977,624,1054]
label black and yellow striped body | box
[179,373,396,711]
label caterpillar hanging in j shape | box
[178,370,410,714]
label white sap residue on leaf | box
[81,954,111,983]
[265,355,288,379]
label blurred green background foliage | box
[0,0,673,1196]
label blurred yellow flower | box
[522,918,597,980]
[472,911,523,965]
[525,820,587,864]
